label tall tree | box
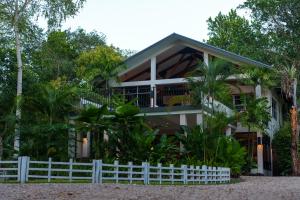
[76,45,124,89]
[0,0,86,155]
[207,9,270,64]
[207,0,300,175]
[242,0,300,176]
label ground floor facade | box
[72,107,273,176]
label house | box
[77,33,283,175]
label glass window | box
[233,95,244,111]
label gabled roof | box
[124,33,271,71]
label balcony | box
[79,84,233,117]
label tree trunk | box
[290,78,299,176]
[13,0,23,156]
[290,106,299,175]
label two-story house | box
[78,33,283,175]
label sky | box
[59,0,246,51]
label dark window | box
[233,95,244,111]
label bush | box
[273,122,292,175]
[177,125,246,177]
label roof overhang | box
[120,33,271,76]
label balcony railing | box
[79,85,191,109]
[79,85,233,116]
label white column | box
[255,84,264,174]
[180,114,187,125]
[225,127,232,136]
[196,113,203,126]
[150,57,157,107]
[180,114,187,153]
[180,114,187,136]
[204,52,209,66]
[257,132,264,174]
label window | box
[272,98,277,120]
[233,95,244,111]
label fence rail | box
[0,157,230,184]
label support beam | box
[204,52,209,66]
[225,127,232,136]
[151,57,157,107]
[196,113,203,126]
[257,133,264,174]
[180,114,187,136]
[255,84,264,174]
[180,114,187,153]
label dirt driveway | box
[0,176,300,200]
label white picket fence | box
[0,157,230,184]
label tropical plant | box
[273,122,293,175]
[76,45,124,89]
[0,0,86,155]
[177,123,246,176]
[21,79,78,160]
[76,105,110,159]
[188,59,233,111]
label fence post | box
[114,160,119,184]
[128,162,133,184]
[202,165,207,184]
[26,157,30,182]
[208,166,212,184]
[92,160,97,183]
[157,163,162,184]
[17,157,21,182]
[48,158,52,183]
[227,168,231,182]
[220,167,224,183]
[18,156,29,184]
[196,166,200,184]
[170,164,174,184]
[98,160,102,184]
[190,165,194,184]
[69,158,73,182]
[181,165,187,184]
[142,162,148,185]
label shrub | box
[273,122,292,175]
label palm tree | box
[23,79,78,159]
[277,64,299,175]
[188,59,233,113]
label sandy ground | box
[0,176,300,200]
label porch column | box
[225,127,232,136]
[255,84,264,174]
[196,113,203,126]
[150,57,157,107]
[180,114,187,153]
[204,52,209,66]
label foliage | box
[273,122,293,175]
[238,97,271,133]
[177,123,246,176]
[76,101,179,164]
[21,79,79,160]
[76,45,124,88]
[187,59,234,109]
[207,9,269,63]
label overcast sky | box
[59,0,246,51]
